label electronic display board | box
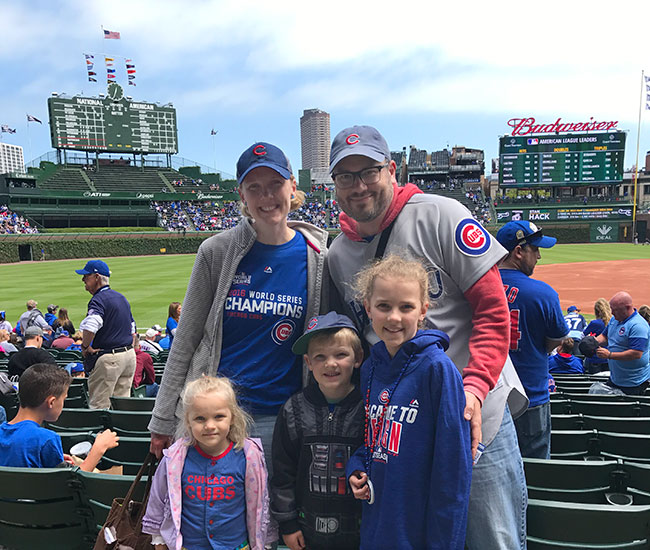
[499,132,625,186]
[47,84,178,154]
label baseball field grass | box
[2,243,650,330]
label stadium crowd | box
[0,205,38,234]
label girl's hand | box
[349,470,370,500]
[283,530,306,550]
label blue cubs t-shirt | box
[500,269,569,407]
[219,231,308,414]
[181,443,248,550]
[607,311,650,387]
[0,420,64,467]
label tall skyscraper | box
[0,142,25,174]
[300,109,330,171]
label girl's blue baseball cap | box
[236,142,293,185]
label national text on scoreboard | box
[498,132,626,187]
[47,94,178,154]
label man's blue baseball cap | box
[75,259,110,277]
[292,311,359,355]
[236,142,292,185]
[329,125,391,174]
[496,221,557,252]
[567,305,579,313]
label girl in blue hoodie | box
[347,255,472,550]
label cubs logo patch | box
[379,389,390,404]
[253,144,266,156]
[307,317,318,330]
[272,319,295,345]
[619,326,626,336]
[454,218,491,256]
[346,133,360,145]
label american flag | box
[26,114,42,124]
[103,29,120,39]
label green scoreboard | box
[499,132,625,186]
[47,84,178,154]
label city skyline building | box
[300,108,330,171]
[0,142,25,175]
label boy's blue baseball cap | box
[496,220,557,252]
[65,362,84,374]
[236,142,292,185]
[75,259,110,277]
[292,312,359,355]
[567,305,579,313]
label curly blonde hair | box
[354,255,430,307]
[176,376,252,450]
[594,298,612,324]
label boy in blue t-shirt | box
[548,338,584,375]
[0,363,118,469]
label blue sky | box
[2,0,650,179]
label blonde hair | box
[176,376,252,450]
[594,298,612,324]
[354,255,430,306]
[307,327,363,363]
[239,177,306,218]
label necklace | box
[363,352,413,503]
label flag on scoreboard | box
[1,125,16,134]
[85,54,97,82]
[125,59,136,86]
[26,114,42,124]
[103,29,121,39]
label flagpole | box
[26,116,33,169]
[212,130,218,173]
[632,69,644,243]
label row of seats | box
[551,398,650,417]
[552,429,650,463]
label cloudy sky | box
[2,0,650,178]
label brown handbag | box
[93,452,158,550]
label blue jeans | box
[466,404,527,550]
[514,401,551,459]
[251,413,278,478]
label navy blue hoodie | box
[346,330,472,550]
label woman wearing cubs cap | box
[149,142,329,471]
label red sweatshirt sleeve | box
[461,264,510,403]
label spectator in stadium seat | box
[0,329,18,353]
[548,338,584,375]
[149,142,329,476]
[51,307,75,335]
[564,305,587,341]
[133,339,159,397]
[165,302,181,348]
[51,328,75,350]
[76,260,137,409]
[139,328,163,355]
[44,304,58,327]
[7,326,57,378]
[66,331,83,352]
[497,221,568,459]
[583,298,611,374]
[17,300,50,336]
[595,291,650,395]
[0,310,12,333]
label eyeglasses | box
[332,163,388,189]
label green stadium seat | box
[599,432,650,463]
[76,469,149,533]
[527,498,650,549]
[98,436,151,475]
[0,467,91,550]
[45,408,107,433]
[551,430,597,459]
[570,400,641,417]
[0,391,19,421]
[550,400,571,415]
[582,416,650,435]
[111,395,156,411]
[550,414,584,431]
[106,410,152,437]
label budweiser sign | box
[507,117,618,136]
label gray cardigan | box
[149,218,330,436]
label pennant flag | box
[1,125,17,134]
[125,59,136,86]
[89,77,97,83]
[127,69,136,74]
[211,129,217,135]
[103,29,120,39]
[646,76,650,83]
[88,71,97,76]
[128,81,136,86]
[647,103,650,110]
[647,85,650,92]
[107,74,116,79]
[105,57,114,65]
[107,68,116,74]
[26,114,42,124]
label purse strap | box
[374,218,396,260]
[118,452,158,525]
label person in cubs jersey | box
[328,125,528,550]
[496,221,568,460]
